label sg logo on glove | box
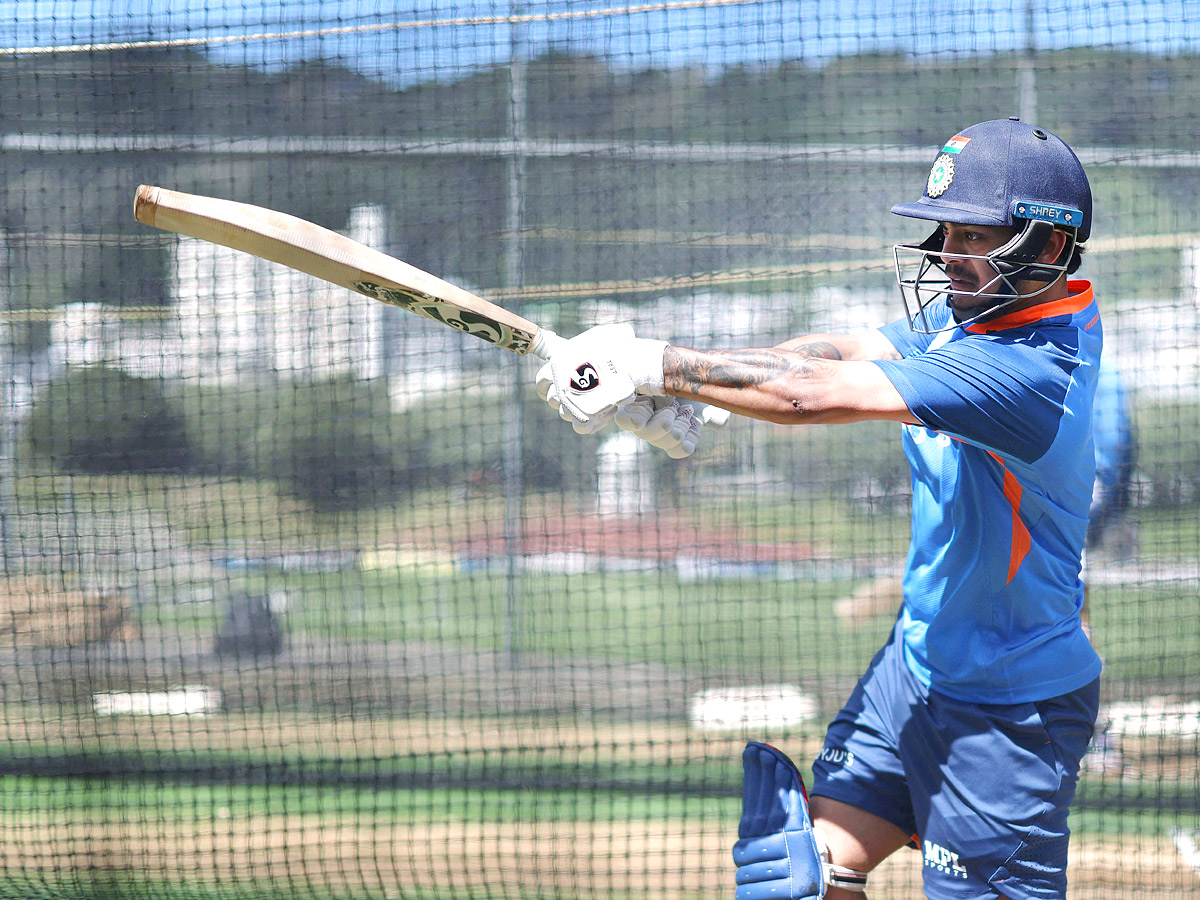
[570,363,601,393]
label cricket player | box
[536,117,1102,899]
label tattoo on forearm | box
[789,341,843,361]
[665,347,820,395]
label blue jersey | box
[873,281,1103,704]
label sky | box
[1,0,1199,84]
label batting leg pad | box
[732,741,825,900]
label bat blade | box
[134,185,560,357]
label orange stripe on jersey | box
[987,450,1031,582]
[1001,469,1032,583]
[966,280,1095,334]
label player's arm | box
[663,330,912,426]
[536,325,912,432]
[773,329,902,362]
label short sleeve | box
[874,334,1080,464]
[879,317,936,359]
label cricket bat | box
[133,184,563,358]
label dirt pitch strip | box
[2,817,1195,899]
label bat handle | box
[529,328,567,360]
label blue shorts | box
[810,623,1099,900]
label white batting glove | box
[614,396,731,458]
[698,404,732,428]
[535,323,668,434]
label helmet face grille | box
[892,222,1076,334]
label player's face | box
[938,222,1019,318]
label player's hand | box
[535,323,668,434]
[614,396,731,458]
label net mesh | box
[0,3,1197,898]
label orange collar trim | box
[965,280,1094,334]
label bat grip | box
[530,328,567,360]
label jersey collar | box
[965,280,1094,334]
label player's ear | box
[1037,228,1070,265]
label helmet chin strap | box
[948,268,1060,326]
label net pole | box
[1017,0,1038,123]
[502,5,530,667]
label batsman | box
[537,118,1103,900]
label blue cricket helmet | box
[891,117,1093,333]
[892,117,1091,241]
